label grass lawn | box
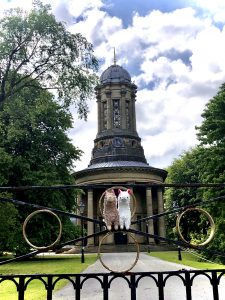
[0,254,97,300]
[149,251,225,270]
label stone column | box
[131,98,137,132]
[97,100,101,133]
[121,88,126,130]
[128,187,135,244]
[146,188,154,243]
[157,188,166,239]
[101,101,106,130]
[107,94,112,130]
[76,193,81,226]
[87,189,94,245]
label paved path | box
[53,253,225,300]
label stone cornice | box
[94,133,141,142]
[95,82,137,90]
[75,166,168,181]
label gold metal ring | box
[99,186,137,219]
[98,232,140,273]
[23,209,62,250]
[176,207,215,248]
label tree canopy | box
[166,82,225,261]
[0,2,98,254]
[0,1,98,118]
[0,81,83,255]
[197,83,225,147]
[196,83,225,185]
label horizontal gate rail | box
[1,269,225,300]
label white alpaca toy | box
[118,189,132,230]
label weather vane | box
[114,47,116,65]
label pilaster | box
[157,188,166,240]
[131,98,137,132]
[87,189,94,245]
[76,193,81,226]
[105,89,112,130]
[121,87,127,129]
[128,187,134,244]
[146,188,155,243]
[97,100,101,133]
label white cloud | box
[2,1,225,171]
[66,0,103,18]
[190,0,225,23]
[68,6,225,170]
[68,8,123,70]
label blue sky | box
[1,0,225,171]
[103,0,189,27]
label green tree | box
[165,147,203,208]
[195,83,225,261]
[166,83,225,262]
[165,147,203,240]
[0,81,82,255]
[0,1,98,118]
[0,145,21,255]
[0,201,20,255]
[0,1,98,254]
[196,83,225,184]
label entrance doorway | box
[114,232,128,244]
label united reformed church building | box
[75,60,167,249]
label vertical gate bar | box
[18,276,25,300]
[76,275,81,300]
[211,271,219,300]
[158,273,164,300]
[185,272,192,300]
[178,247,182,261]
[130,274,136,300]
[103,275,109,300]
[47,276,53,300]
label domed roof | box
[100,64,131,84]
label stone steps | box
[61,244,175,254]
[87,244,174,253]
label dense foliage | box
[0,82,82,255]
[165,148,203,241]
[0,200,20,254]
[0,1,98,118]
[166,83,225,262]
[0,2,98,255]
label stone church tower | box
[75,60,167,248]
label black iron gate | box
[0,269,225,300]
[0,183,225,299]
